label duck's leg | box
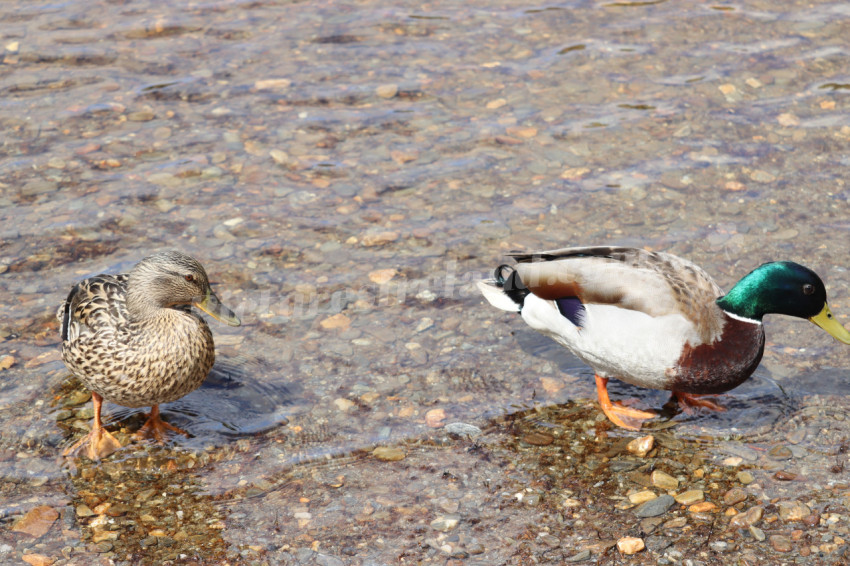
[135,405,189,442]
[63,392,123,460]
[595,375,656,430]
[673,392,726,413]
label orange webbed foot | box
[63,392,123,461]
[134,405,190,443]
[595,375,656,430]
[673,391,726,414]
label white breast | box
[520,295,700,390]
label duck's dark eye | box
[184,274,195,282]
[802,283,814,295]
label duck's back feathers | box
[509,246,725,344]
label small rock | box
[269,149,289,165]
[375,84,399,99]
[769,534,793,552]
[523,432,554,446]
[536,533,560,548]
[750,170,777,183]
[372,446,405,461]
[361,231,399,246]
[368,269,396,284]
[92,542,113,553]
[709,541,728,552]
[540,376,565,393]
[689,501,716,513]
[430,515,459,532]
[662,517,688,529]
[749,526,766,541]
[617,536,645,555]
[127,110,155,121]
[92,531,118,543]
[634,494,675,518]
[565,549,591,562]
[254,78,291,90]
[0,355,15,370]
[64,391,91,407]
[723,488,747,506]
[773,470,798,481]
[651,470,679,491]
[444,422,482,437]
[22,555,54,566]
[425,408,446,428]
[627,435,655,457]
[674,490,704,505]
[777,113,800,127]
[315,554,345,566]
[777,500,811,522]
[736,471,754,485]
[729,506,764,529]
[629,490,658,505]
[320,313,351,330]
[333,398,355,412]
[76,505,95,518]
[12,506,59,537]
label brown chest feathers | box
[668,313,765,394]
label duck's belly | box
[521,297,697,390]
[63,329,215,408]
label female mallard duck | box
[478,246,850,430]
[59,251,241,460]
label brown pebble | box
[773,470,798,481]
[425,408,446,428]
[769,534,793,552]
[319,313,351,330]
[651,470,679,490]
[802,513,820,527]
[361,231,399,246]
[375,84,398,99]
[674,490,704,505]
[523,432,554,446]
[372,446,405,461]
[729,506,764,529]
[723,487,747,506]
[12,506,59,538]
[777,500,811,522]
[22,555,54,566]
[767,445,793,460]
[689,502,716,513]
[626,435,654,457]
[662,517,687,529]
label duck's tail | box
[476,265,529,313]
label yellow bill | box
[194,292,241,327]
[809,303,850,344]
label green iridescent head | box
[717,261,850,343]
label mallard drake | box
[59,251,241,459]
[478,246,850,430]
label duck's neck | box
[715,265,776,322]
[125,284,181,322]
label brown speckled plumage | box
[58,251,240,458]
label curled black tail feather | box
[494,265,530,308]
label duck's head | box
[127,251,241,326]
[717,261,850,343]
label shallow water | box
[2,0,850,564]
